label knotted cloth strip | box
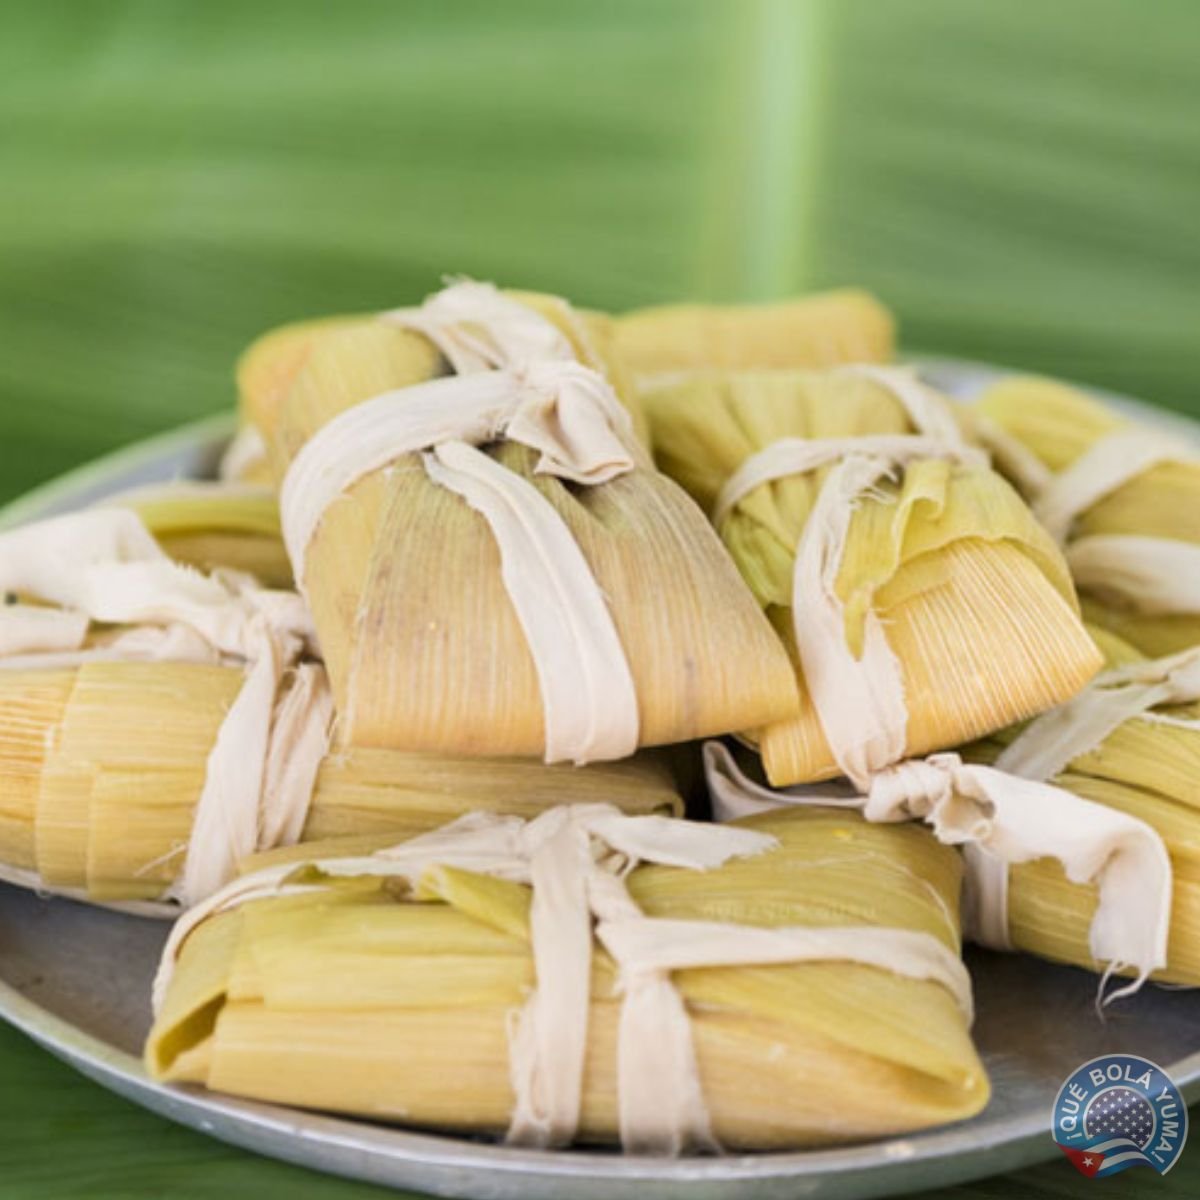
[152,803,973,1155]
[279,281,642,764]
[704,741,1171,1001]
[0,507,332,909]
[385,279,589,375]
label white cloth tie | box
[704,741,1171,1000]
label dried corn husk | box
[247,289,799,759]
[645,370,1102,785]
[975,375,1200,655]
[970,628,1200,985]
[614,290,895,399]
[0,660,680,904]
[100,482,291,588]
[147,805,987,1149]
[238,295,649,460]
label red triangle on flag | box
[1058,1145,1106,1177]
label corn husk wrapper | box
[147,806,988,1149]
[0,661,680,903]
[614,290,895,389]
[969,627,1200,986]
[975,376,1200,655]
[100,483,292,588]
[645,370,1102,785]
[248,294,799,758]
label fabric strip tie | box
[384,279,583,375]
[1065,535,1200,615]
[996,646,1200,782]
[703,741,1171,1001]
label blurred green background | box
[3,0,1200,507]
[1,1,1199,1196]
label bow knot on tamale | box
[0,507,332,907]
[706,723,1173,1001]
[148,803,986,1152]
[387,278,591,374]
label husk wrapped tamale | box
[147,805,988,1149]
[969,628,1200,986]
[614,290,895,392]
[100,483,291,588]
[0,660,680,904]
[242,287,799,759]
[645,370,1102,785]
[974,375,1200,655]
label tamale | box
[0,660,680,905]
[645,369,1102,785]
[614,290,896,393]
[148,805,988,1149]
[101,482,292,588]
[246,285,799,759]
[970,630,1200,986]
[975,375,1200,655]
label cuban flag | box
[1059,1136,1158,1178]
[1057,1081,1163,1177]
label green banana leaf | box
[2,0,1199,508]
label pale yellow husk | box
[614,290,895,391]
[971,627,1200,985]
[236,294,650,458]
[146,806,988,1149]
[102,484,291,588]
[249,298,799,758]
[645,370,1102,784]
[975,375,1200,654]
[0,661,680,903]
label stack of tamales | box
[975,375,1200,655]
[9,278,1200,1157]
[644,368,1103,784]
[148,806,989,1147]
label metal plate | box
[1,361,1198,1200]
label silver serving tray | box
[1,360,1197,1200]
